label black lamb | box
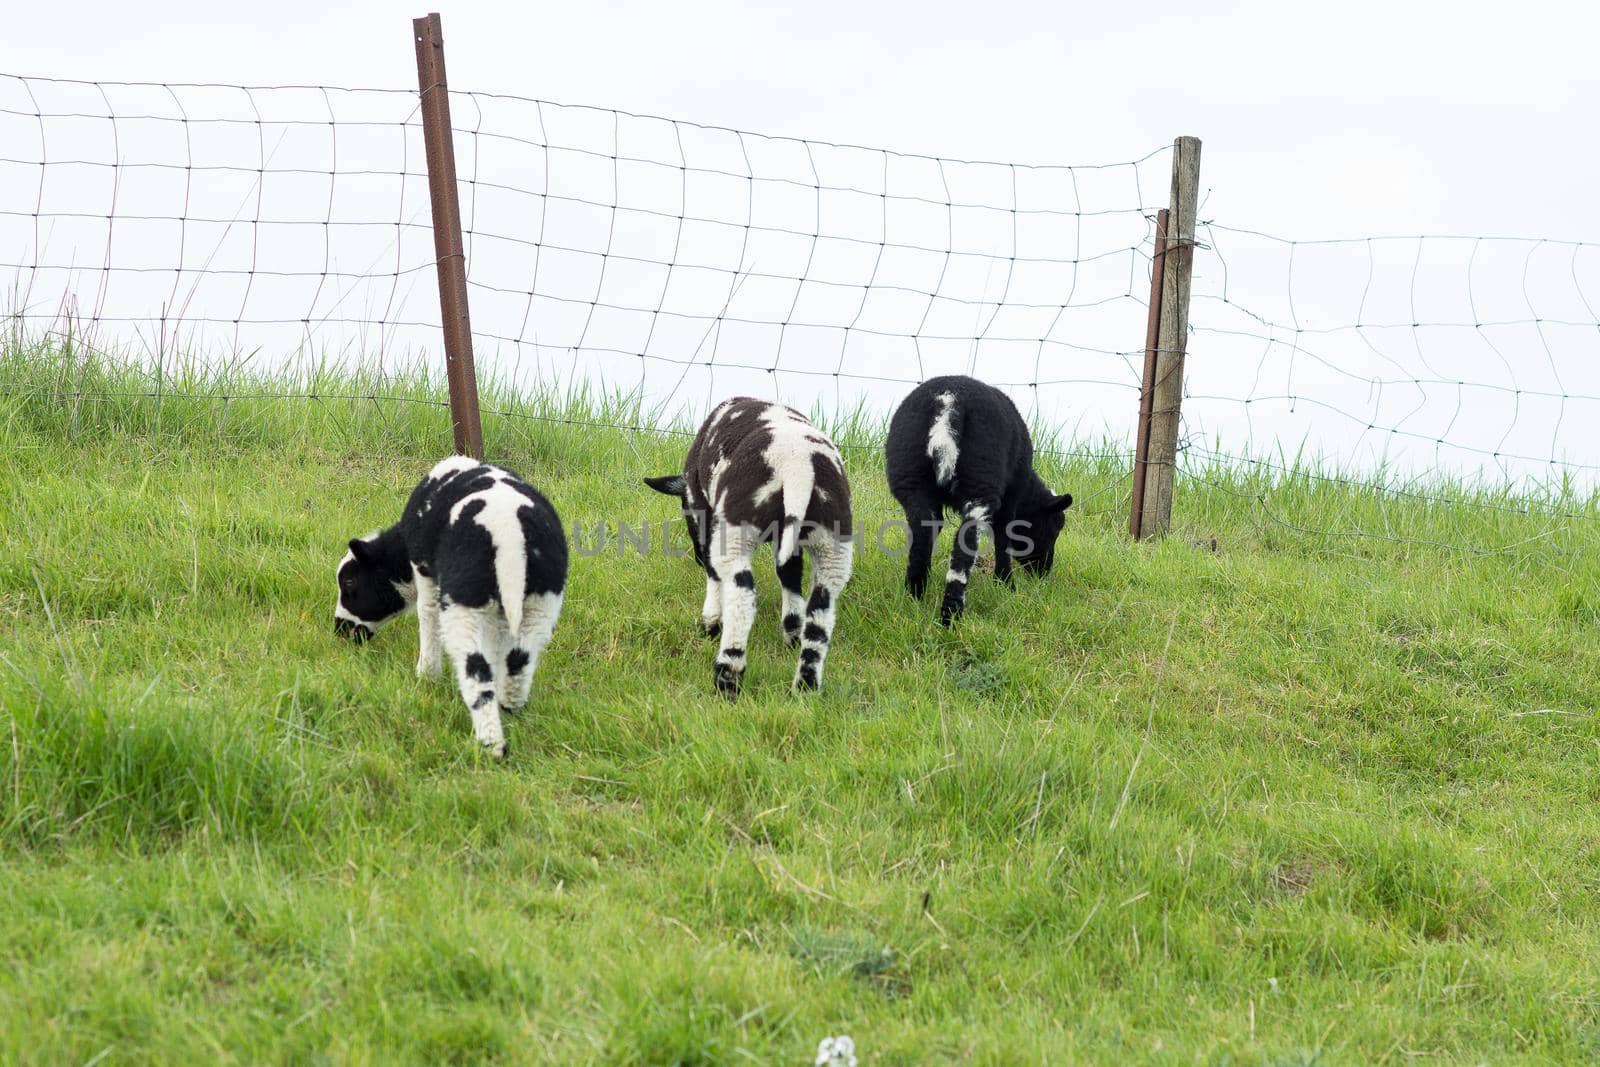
[885,375,1072,623]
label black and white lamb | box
[334,456,568,758]
[885,375,1072,624]
[646,398,853,697]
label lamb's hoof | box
[713,663,741,699]
[939,600,964,626]
[499,701,526,717]
[782,613,802,646]
[416,661,442,681]
[702,620,722,639]
[792,668,819,693]
[906,579,927,600]
[480,738,508,761]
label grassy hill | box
[2,341,1599,1064]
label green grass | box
[2,337,1600,1064]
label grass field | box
[3,340,1600,1064]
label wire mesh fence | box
[2,68,1596,554]
[1182,225,1600,551]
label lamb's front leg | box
[993,529,1015,587]
[940,499,995,625]
[440,601,508,759]
[414,572,443,679]
[701,569,723,637]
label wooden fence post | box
[1135,135,1201,539]
[1129,208,1168,540]
[413,12,484,459]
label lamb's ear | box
[644,474,687,497]
[1044,493,1074,514]
[348,537,373,562]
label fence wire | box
[0,70,1166,521]
[2,70,1596,554]
[1176,222,1600,552]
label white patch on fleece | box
[754,407,828,507]
[756,406,836,563]
[427,454,482,482]
[418,455,485,514]
[704,398,737,436]
[449,481,529,634]
[927,391,959,487]
[700,400,739,481]
[707,453,733,516]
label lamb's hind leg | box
[794,533,852,692]
[901,495,941,600]
[501,591,564,715]
[710,523,758,698]
[940,498,996,625]
[440,599,509,759]
[776,549,805,646]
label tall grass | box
[5,329,1593,557]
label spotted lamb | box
[334,456,567,758]
[646,398,853,697]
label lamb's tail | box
[776,462,815,566]
[491,504,527,636]
[928,389,963,488]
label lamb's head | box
[644,474,711,571]
[1006,478,1073,574]
[333,533,414,643]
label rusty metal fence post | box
[1129,208,1169,540]
[1133,136,1201,539]
[413,12,484,459]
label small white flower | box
[815,1034,858,1067]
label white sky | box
[13,0,1598,237]
[6,0,1599,486]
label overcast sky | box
[7,1,1598,486]
[12,0,1597,239]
